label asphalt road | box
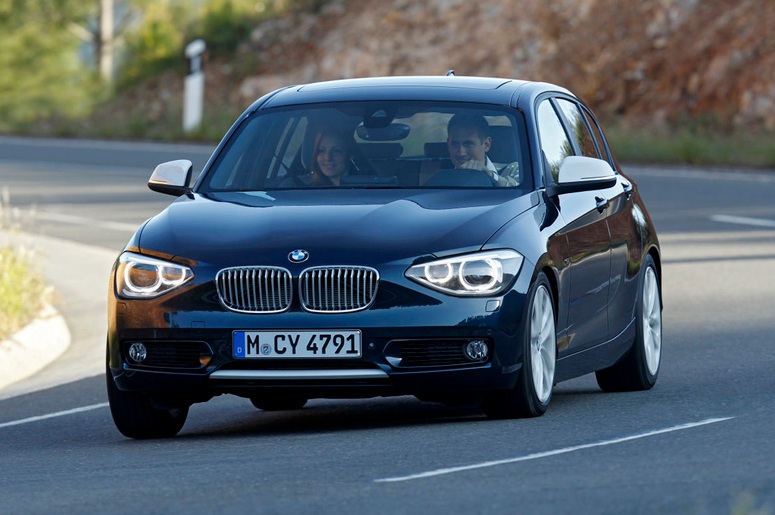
[1,136,774,514]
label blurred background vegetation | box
[1,0,774,167]
[0,0,305,135]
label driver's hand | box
[458,159,486,171]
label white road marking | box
[35,211,139,232]
[0,402,109,429]
[710,214,775,228]
[374,417,735,483]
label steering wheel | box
[424,168,496,187]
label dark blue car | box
[107,75,662,438]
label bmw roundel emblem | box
[289,249,309,263]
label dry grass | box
[605,124,775,168]
[0,188,45,341]
[0,246,45,340]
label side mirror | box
[148,160,193,196]
[547,156,617,196]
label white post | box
[99,0,114,82]
[183,39,206,133]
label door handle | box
[595,196,609,212]
[622,181,633,199]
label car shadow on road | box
[178,396,487,439]
[174,381,611,440]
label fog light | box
[128,342,148,363]
[464,340,489,361]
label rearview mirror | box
[547,156,617,196]
[148,160,193,196]
[356,123,410,141]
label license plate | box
[233,330,362,359]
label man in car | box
[423,114,519,186]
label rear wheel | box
[106,364,189,439]
[250,395,308,411]
[596,254,661,392]
[482,272,557,419]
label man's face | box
[447,126,491,168]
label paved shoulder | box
[0,303,70,390]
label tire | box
[596,254,662,392]
[250,395,308,411]
[482,272,557,419]
[106,364,189,439]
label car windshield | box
[198,101,532,192]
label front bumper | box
[107,267,532,403]
[108,325,524,402]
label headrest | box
[424,142,449,158]
[488,126,518,164]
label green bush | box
[0,16,104,131]
[197,0,262,57]
[120,3,189,86]
[119,0,323,86]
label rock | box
[234,0,775,130]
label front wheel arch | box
[482,271,558,419]
[105,345,189,439]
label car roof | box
[253,75,573,110]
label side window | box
[270,117,307,181]
[556,98,600,159]
[581,107,611,163]
[536,100,573,182]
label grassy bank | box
[1,194,45,341]
[0,245,44,341]
[605,125,775,168]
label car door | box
[536,98,611,354]
[554,98,640,342]
[577,104,643,339]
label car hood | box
[136,189,538,267]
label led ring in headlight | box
[459,258,502,291]
[117,252,194,299]
[425,262,454,284]
[406,249,523,297]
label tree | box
[68,0,135,83]
[0,0,103,129]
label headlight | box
[405,249,523,296]
[116,252,194,299]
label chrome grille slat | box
[250,269,258,311]
[299,266,379,313]
[238,269,247,310]
[216,266,292,314]
[216,265,377,314]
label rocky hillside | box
[221,0,775,130]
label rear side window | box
[556,98,600,159]
[581,107,611,163]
